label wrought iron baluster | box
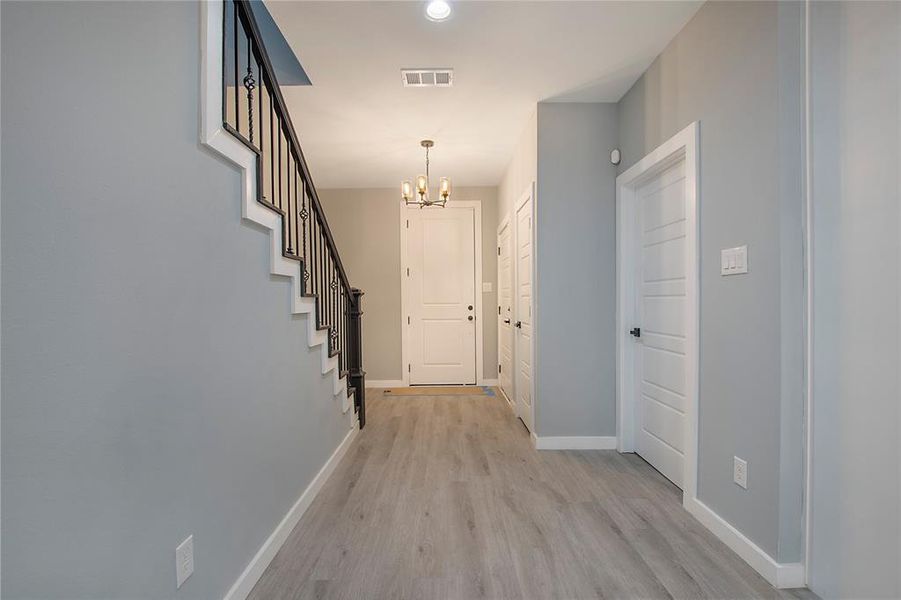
[243,36,255,143]
[293,164,299,257]
[301,184,310,292]
[276,115,285,212]
[257,61,262,153]
[233,1,239,135]
[288,153,295,255]
[320,226,326,328]
[269,90,274,204]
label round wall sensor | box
[610,149,622,166]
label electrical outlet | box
[733,456,748,489]
[175,535,194,589]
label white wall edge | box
[684,497,805,589]
[366,380,405,389]
[200,1,349,412]
[533,436,617,450]
[222,423,359,600]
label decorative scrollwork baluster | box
[243,49,255,144]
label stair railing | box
[222,0,365,427]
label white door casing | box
[617,122,699,500]
[401,203,482,385]
[497,215,515,403]
[515,188,535,432]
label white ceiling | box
[266,1,702,189]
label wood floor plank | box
[248,391,815,600]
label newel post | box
[349,288,366,428]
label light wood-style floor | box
[249,390,815,600]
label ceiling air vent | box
[402,68,454,88]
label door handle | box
[630,327,641,338]
[468,315,474,321]
[468,305,473,310]
[515,321,522,329]
[504,319,511,324]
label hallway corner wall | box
[534,103,619,438]
[616,0,805,565]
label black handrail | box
[222,0,365,425]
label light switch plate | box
[176,535,194,589]
[733,456,748,489]
[721,245,748,276]
[482,282,493,293]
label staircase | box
[201,0,365,428]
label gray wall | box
[498,110,537,223]
[809,2,901,597]
[616,1,805,562]
[1,2,352,598]
[319,187,498,382]
[535,103,619,436]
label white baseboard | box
[683,497,805,589]
[222,423,359,600]
[480,378,499,386]
[533,436,618,450]
[365,379,405,389]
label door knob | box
[630,327,641,338]
[504,319,511,324]
[468,315,474,321]
[468,305,473,310]
[515,321,522,328]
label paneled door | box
[634,160,688,488]
[514,191,534,432]
[406,206,477,384]
[497,218,514,402]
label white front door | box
[514,192,534,432]
[497,219,514,402]
[407,206,477,385]
[634,160,688,488]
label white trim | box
[481,378,499,387]
[533,436,617,450]
[615,122,700,500]
[802,0,813,585]
[399,202,484,386]
[222,423,359,600]
[514,184,537,434]
[199,1,351,412]
[365,379,405,389]
[684,497,805,589]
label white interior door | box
[634,160,688,488]
[407,207,477,385]
[497,219,514,402]
[514,193,534,432]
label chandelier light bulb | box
[402,140,450,208]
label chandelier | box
[401,140,451,208]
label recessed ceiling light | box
[425,0,451,22]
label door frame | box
[514,184,537,434]
[616,121,699,502]
[399,201,484,386]
[496,212,514,406]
